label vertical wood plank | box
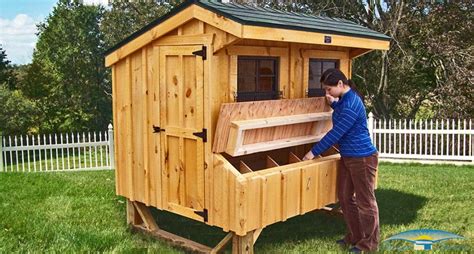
[229,55,238,102]
[159,49,169,209]
[149,45,161,208]
[259,176,267,229]
[132,52,144,202]
[282,167,301,219]
[125,57,134,200]
[178,54,186,206]
[111,65,119,191]
[228,167,236,231]
[140,47,150,205]
[263,172,281,226]
[245,176,262,231]
[204,43,213,225]
[236,177,248,235]
[300,163,319,214]
[318,160,338,207]
[302,58,309,97]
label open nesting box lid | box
[213,98,333,156]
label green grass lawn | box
[0,163,473,253]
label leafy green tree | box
[0,45,17,89]
[101,0,182,48]
[415,3,473,118]
[21,0,110,133]
[0,86,39,135]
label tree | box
[0,45,16,89]
[21,0,110,133]
[101,0,182,49]
[0,86,39,135]
[416,3,473,118]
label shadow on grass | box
[376,188,428,226]
[145,188,427,251]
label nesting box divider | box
[288,152,302,163]
[265,155,280,168]
[238,161,253,173]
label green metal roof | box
[105,0,390,56]
[197,0,391,41]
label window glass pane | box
[238,76,256,92]
[258,77,274,92]
[238,59,257,92]
[238,59,256,76]
[322,61,336,73]
[309,61,322,89]
[259,60,275,76]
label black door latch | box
[152,125,165,133]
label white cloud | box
[0,14,39,65]
[82,0,109,6]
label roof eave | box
[241,25,390,51]
[105,0,391,67]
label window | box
[308,59,339,97]
[237,56,279,102]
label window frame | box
[308,58,340,97]
[236,56,280,102]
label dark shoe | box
[336,239,349,248]
[349,246,362,253]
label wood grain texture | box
[210,148,339,236]
[213,97,332,154]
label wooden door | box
[159,45,206,222]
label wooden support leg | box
[126,199,264,254]
[252,229,263,244]
[232,229,263,254]
[127,199,143,226]
[211,232,234,254]
[133,201,159,231]
[126,199,211,253]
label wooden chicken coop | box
[104,0,390,253]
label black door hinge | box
[194,209,208,222]
[193,128,207,142]
[152,125,165,133]
[192,46,207,60]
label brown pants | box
[338,153,379,251]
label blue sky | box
[0,0,107,65]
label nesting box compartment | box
[209,98,339,236]
[212,148,340,236]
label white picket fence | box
[0,124,115,172]
[0,114,473,173]
[368,113,474,164]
